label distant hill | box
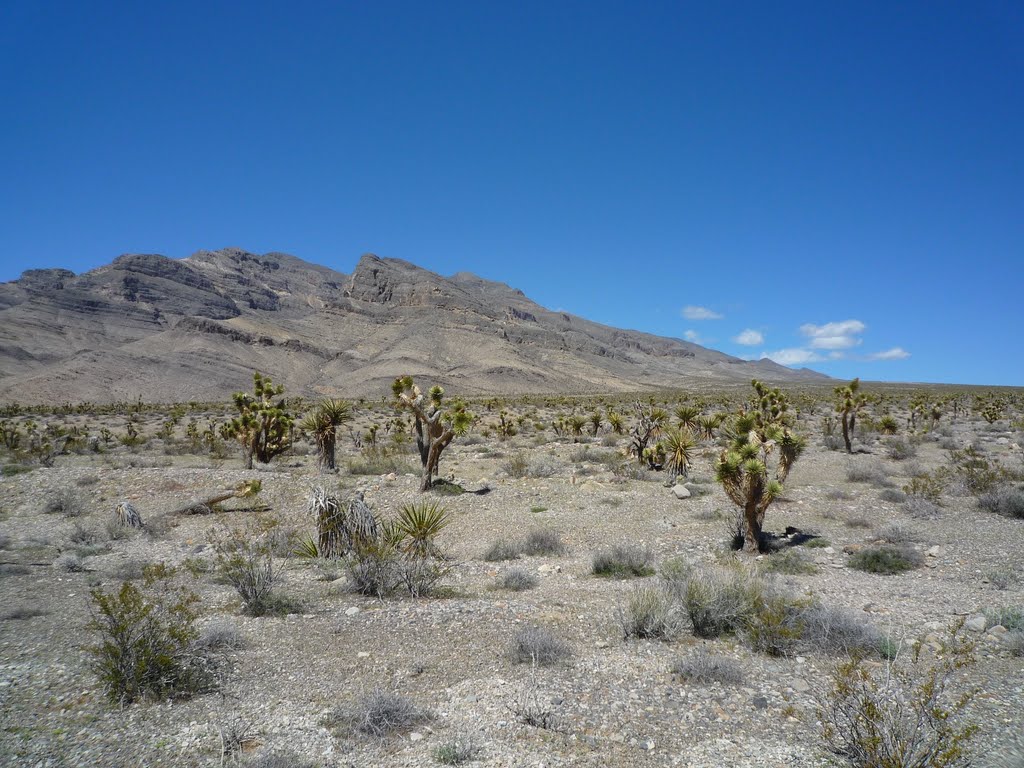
[0,248,829,403]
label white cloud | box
[682,305,723,320]
[733,329,764,346]
[683,329,702,343]
[828,351,846,360]
[761,348,824,366]
[800,319,866,350]
[869,347,911,360]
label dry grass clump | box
[592,544,656,579]
[44,487,87,517]
[618,584,682,640]
[482,538,521,561]
[509,626,572,666]
[671,649,744,684]
[499,568,538,591]
[978,485,1024,519]
[846,464,895,488]
[329,689,430,739]
[520,528,566,556]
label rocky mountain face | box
[0,248,827,403]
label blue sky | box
[1,1,1021,385]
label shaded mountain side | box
[0,248,829,403]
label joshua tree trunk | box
[841,413,852,453]
[744,498,762,554]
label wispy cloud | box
[682,305,723,320]
[800,319,866,350]
[761,348,824,366]
[733,329,764,346]
[683,329,703,343]
[869,347,911,360]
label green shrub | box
[433,733,481,765]
[983,606,1024,631]
[215,519,279,616]
[884,436,917,461]
[848,545,923,575]
[903,470,948,504]
[817,624,978,767]
[502,452,529,478]
[86,564,211,705]
[760,549,816,575]
[592,544,656,579]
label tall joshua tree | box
[834,378,868,453]
[301,399,352,472]
[227,373,294,470]
[715,380,805,554]
[392,376,473,492]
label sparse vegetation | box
[671,649,744,684]
[848,545,924,575]
[509,626,572,665]
[592,544,656,579]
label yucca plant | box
[567,414,587,441]
[715,380,805,554]
[660,426,696,483]
[394,501,450,559]
[878,415,899,435]
[392,377,474,492]
[674,405,700,433]
[696,413,722,441]
[588,410,603,436]
[606,410,625,435]
[301,398,352,472]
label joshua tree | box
[834,378,868,453]
[696,413,723,441]
[301,398,352,472]
[715,380,805,554]
[392,376,474,492]
[588,410,604,436]
[629,402,667,465]
[227,373,294,469]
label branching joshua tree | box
[392,376,474,492]
[301,398,352,472]
[715,380,805,554]
[629,402,667,465]
[834,377,868,453]
[227,373,294,469]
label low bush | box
[433,733,481,765]
[884,436,918,461]
[215,520,279,616]
[1008,631,1024,657]
[618,585,681,640]
[502,452,529,478]
[592,544,655,579]
[817,624,978,768]
[799,604,885,656]
[874,521,919,545]
[760,550,816,575]
[509,626,572,666]
[983,606,1024,631]
[86,564,212,705]
[331,689,430,739]
[848,545,923,575]
[904,497,941,519]
[520,529,565,556]
[846,464,895,488]
[671,649,744,684]
[978,485,1024,519]
[879,488,907,503]
[499,568,538,591]
[44,487,86,517]
[482,538,521,562]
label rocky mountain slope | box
[0,248,826,403]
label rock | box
[752,696,769,709]
[843,544,864,554]
[987,624,1008,636]
[927,545,945,558]
[791,678,810,693]
[823,546,835,555]
[344,607,360,617]
[672,485,691,499]
[965,615,988,632]
[410,732,424,742]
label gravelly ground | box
[1,408,1022,768]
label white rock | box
[345,607,360,617]
[927,545,945,558]
[965,615,988,632]
[672,485,691,499]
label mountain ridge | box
[0,248,829,403]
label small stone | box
[385,473,397,481]
[345,607,360,617]
[791,678,810,693]
[823,546,835,555]
[357,651,370,658]
[965,616,987,632]
[640,739,655,751]
[987,624,1008,636]
[927,545,944,558]
[595,640,610,649]
[410,732,424,742]
[752,696,769,709]
[672,485,691,499]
